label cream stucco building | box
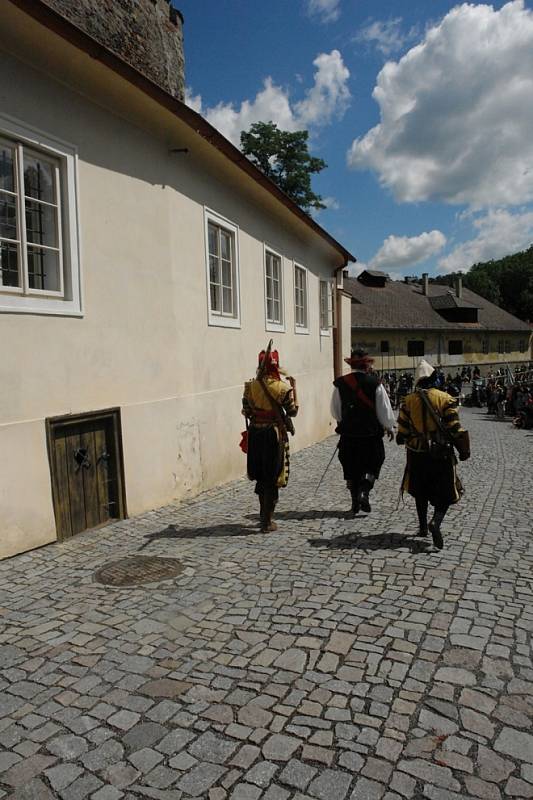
[347,271,531,374]
[0,0,354,559]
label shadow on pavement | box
[309,532,431,554]
[139,522,259,549]
[246,510,353,521]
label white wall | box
[0,46,343,558]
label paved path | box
[0,408,532,800]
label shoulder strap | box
[257,376,291,437]
[417,389,454,444]
[344,373,376,412]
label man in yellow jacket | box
[242,348,298,532]
[397,359,470,549]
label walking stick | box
[315,440,339,493]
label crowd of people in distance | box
[381,362,533,430]
[382,368,468,409]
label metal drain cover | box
[94,556,184,587]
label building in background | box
[0,0,354,559]
[346,271,531,374]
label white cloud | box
[439,208,533,272]
[348,0,533,207]
[370,230,446,270]
[186,51,350,146]
[295,51,351,127]
[184,88,202,113]
[355,18,414,56]
[306,0,341,23]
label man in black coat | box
[331,349,396,514]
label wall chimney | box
[455,274,463,299]
[422,273,429,296]
[41,0,186,101]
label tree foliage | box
[429,246,533,322]
[240,121,327,213]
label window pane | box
[210,282,220,312]
[25,200,58,247]
[221,259,232,287]
[209,254,219,284]
[222,286,233,314]
[272,298,280,323]
[27,246,61,291]
[0,193,18,241]
[220,230,232,261]
[267,297,273,321]
[0,145,15,193]
[24,154,55,203]
[0,241,20,287]
[266,253,273,279]
[208,224,218,257]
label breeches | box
[338,435,385,484]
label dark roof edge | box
[9,0,355,265]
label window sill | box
[320,329,331,337]
[295,326,310,335]
[0,295,82,316]
[266,321,285,333]
[208,314,241,329]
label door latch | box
[73,447,91,472]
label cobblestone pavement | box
[1,408,532,800]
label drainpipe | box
[332,263,348,377]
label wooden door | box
[47,409,126,540]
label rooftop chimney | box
[41,0,185,100]
[455,274,463,299]
[422,273,429,296]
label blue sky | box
[175,0,533,277]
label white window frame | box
[0,113,82,316]
[294,262,309,334]
[319,279,333,336]
[204,208,240,329]
[264,244,284,333]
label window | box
[407,340,424,357]
[0,117,81,316]
[380,340,389,353]
[504,340,511,354]
[482,338,489,354]
[519,339,527,353]
[294,264,308,331]
[498,340,504,354]
[319,280,332,334]
[265,248,283,330]
[448,340,463,355]
[205,210,240,328]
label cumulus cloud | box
[355,18,415,56]
[348,0,533,207]
[370,230,447,270]
[306,0,341,23]
[439,209,533,272]
[186,51,350,146]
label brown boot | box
[261,488,278,532]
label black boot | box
[415,498,429,537]
[347,481,359,514]
[357,473,375,513]
[429,509,447,549]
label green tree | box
[240,121,327,213]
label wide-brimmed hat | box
[415,359,435,384]
[344,348,374,370]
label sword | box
[315,440,339,493]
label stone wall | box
[41,0,185,100]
